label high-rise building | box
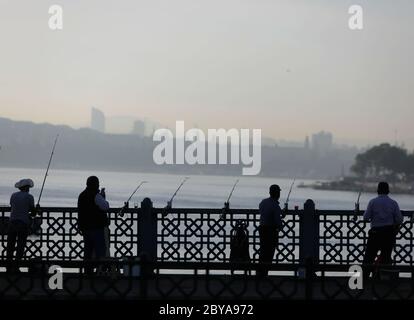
[91,107,106,133]
[312,131,333,155]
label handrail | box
[1,206,413,216]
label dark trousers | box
[363,225,397,278]
[83,228,106,274]
[6,220,29,271]
[258,225,279,276]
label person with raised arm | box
[77,176,110,274]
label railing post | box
[305,257,314,300]
[139,254,148,300]
[138,198,157,263]
[299,199,319,278]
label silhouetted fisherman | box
[6,179,36,273]
[362,182,403,278]
[77,176,110,274]
[257,184,283,276]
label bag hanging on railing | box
[28,217,43,237]
[229,220,250,263]
[123,257,141,277]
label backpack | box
[230,220,250,263]
[29,217,43,236]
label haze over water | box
[1,167,413,210]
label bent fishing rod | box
[118,181,148,217]
[284,178,296,212]
[220,179,239,219]
[353,186,363,222]
[163,177,189,216]
[280,178,296,219]
[37,134,59,208]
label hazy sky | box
[0,0,413,147]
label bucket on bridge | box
[123,257,141,277]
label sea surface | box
[1,167,413,210]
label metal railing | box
[1,200,413,266]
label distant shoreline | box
[0,165,317,182]
[298,179,414,196]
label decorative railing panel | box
[1,204,413,265]
[156,208,300,263]
[319,211,414,265]
[0,207,139,260]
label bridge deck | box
[1,273,412,300]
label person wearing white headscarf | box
[6,179,36,273]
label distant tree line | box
[351,143,414,182]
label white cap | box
[15,179,34,189]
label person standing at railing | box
[6,179,37,274]
[362,182,403,278]
[77,176,110,274]
[257,184,283,276]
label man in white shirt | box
[6,179,36,273]
[362,182,403,278]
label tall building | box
[312,131,333,155]
[132,120,146,136]
[91,107,105,133]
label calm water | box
[0,167,413,210]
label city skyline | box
[0,0,413,148]
[0,111,403,150]
[1,1,414,307]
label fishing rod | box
[284,178,296,212]
[226,179,239,205]
[28,134,58,237]
[280,178,296,219]
[220,179,239,219]
[353,185,363,222]
[163,177,189,216]
[118,181,148,217]
[37,134,59,208]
